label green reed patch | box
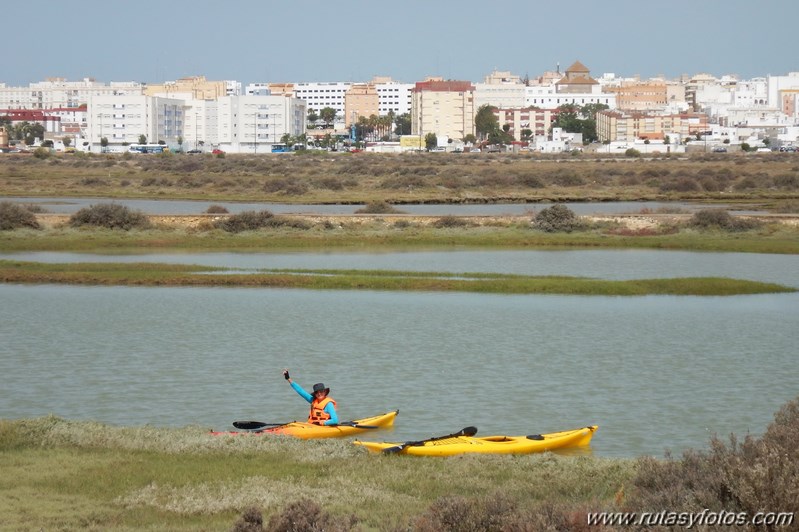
[0,260,793,295]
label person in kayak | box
[283,369,339,426]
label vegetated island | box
[0,260,793,296]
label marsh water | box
[1,249,797,458]
[1,196,771,216]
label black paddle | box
[232,420,380,431]
[232,421,287,431]
[382,426,478,454]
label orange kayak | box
[212,410,398,439]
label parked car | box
[712,146,727,153]
[186,149,202,154]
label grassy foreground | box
[3,396,798,531]
[0,417,634,531]
[0,260,793,296]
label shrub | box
[411,494,591,532]
[625,148,641,157]
[232,506,263,532]
[432,215,473,228]
[626,395,799,521]
[534,204,582,232]
[68,203,150,230]
[517,174,545,188]
[687,209,761,232]
[355,201,405,214]
[0,201,41,230]
[33,147,51,159]
[551,170,585,187]
[265,499,357,532]
[204,204,229,214]
[659,178,701,192]
[212,210,274,232]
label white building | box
[0,78,143,110]
[474,70,527,110]
[213,95,306,153]
[86,94,185,152]
[524,85,616,109]
[767,72,799,107]
[374,79,413,116]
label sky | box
[3,0,798,87]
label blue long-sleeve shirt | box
[290,381,339,426]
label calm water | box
[1,249,797,458]
[0,196,768,216]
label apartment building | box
[86,94,185,151]
[344,83,378,128]
[214,95,306,153]
[143,76,234,99]
[411,79,476,141]
[0,78,143,110]
[596,110,708,142]
[474,70,527,110]
[492,107,557,141]
[373,77,413,116]
[610,82,668,111]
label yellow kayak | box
[354,425,597,456]
[214,410,399,440]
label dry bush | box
[355,201,405,214]
[625,395,799,524]
[212,210,274,232]
[205,205,229,214]
[231,506,264,532]
[517,174,546,188]
[69,203,150,230]
[380,175,429,189]
[687,209,761,232]
[534,204,582,233]
[659,178,701,192]
[773,173,799,189]
[0,201,41,230]
[411,494,611,532]
[265,498,358,532]
[432,215,474,228]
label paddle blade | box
[460,426,478,437]
[233,421,267,430]
[232,421,286,430]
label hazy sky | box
[3,0,798,86]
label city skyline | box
[3,0,798,87]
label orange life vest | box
[308,396,337,424]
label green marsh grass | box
[0,417,636,530]
[2,218,799,254]
[0,260,793,295]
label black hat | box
[312,383,330,394]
